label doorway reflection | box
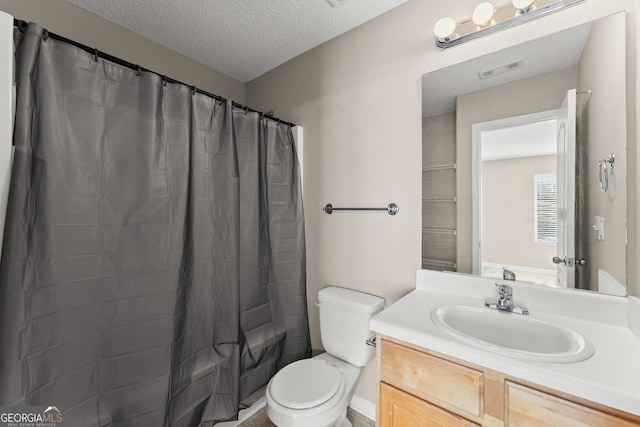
[478,119,558,286]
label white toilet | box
[265,286,385,427]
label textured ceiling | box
[422,22,591,117]
[65,0,408,83]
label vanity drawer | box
[505,381,640,427]
[380,339,483,419]
[379,382,479,427]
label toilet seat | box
[269,359,345,409]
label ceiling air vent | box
[478,59,524,80]
[327,0,352,7]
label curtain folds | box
[0,23,309,426]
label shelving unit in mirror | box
[422,112,457,272]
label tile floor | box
[237,407,375,427]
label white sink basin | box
[431,305,595,363]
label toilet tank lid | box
[318,286,385,313]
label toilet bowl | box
[265,287,385,427]
[266,353,359,427]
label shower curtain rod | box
[13,19,297,128]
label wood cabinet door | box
[380,339,483,419]
[379,382,479,427]
[506,381,640,427]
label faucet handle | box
[495,283,512,297]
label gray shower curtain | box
[0,23,309,426]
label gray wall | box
[482,155,557,271]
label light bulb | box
[513,0,534,9]
[513,0,535,14]
[434,17,456,40]
[472,2,495,26]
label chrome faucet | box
[502,268,516,281]
[485,283,529,315]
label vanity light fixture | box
[434,0,584,49]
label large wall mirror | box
[421,12,628,295]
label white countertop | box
[370,270,640,416]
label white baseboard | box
[349,395,376,422]
[217,393,376,425]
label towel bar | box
[323,203,399,215]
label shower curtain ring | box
[136,65,141,76]
[93,49,99,62]
[191,86,197,96]
[162,75,167,86]
[42,30,48,41]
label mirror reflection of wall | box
[421,12,627,294]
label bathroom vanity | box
[370,270,640,426]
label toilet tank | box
[318,286,385,367]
